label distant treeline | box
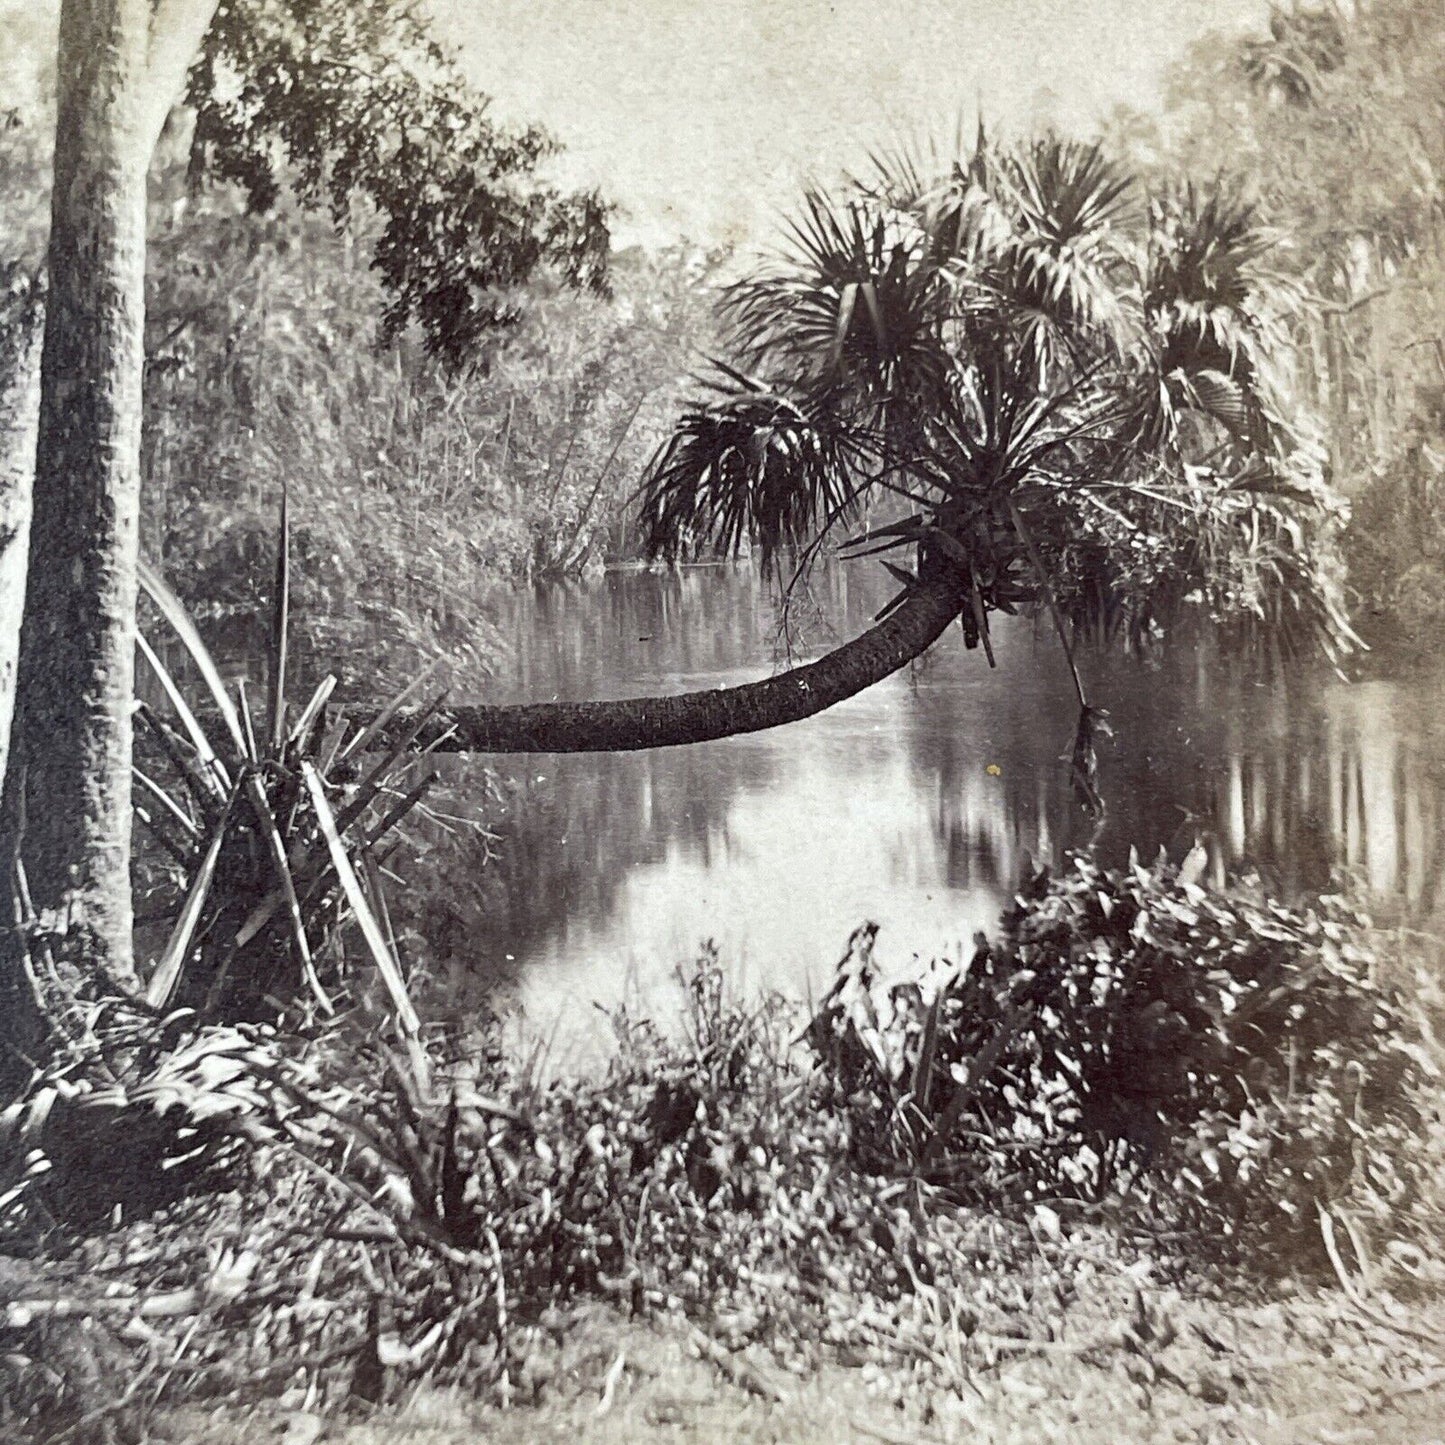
[5,0,1445,688]
[1108,0,1445,650]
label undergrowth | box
[1,861,1442,1441]
[808,855,1445,1268]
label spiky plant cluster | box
[130,500,440,1034]
[0,503,466,1239]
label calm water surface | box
[457,564,1445,1051]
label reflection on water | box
[464,564,1445,1046]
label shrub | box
[3,894,1441,1435]
[806,854,1441,1260]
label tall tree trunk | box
[0,0,216,1021]
[3,0,154,998]
[0,276,44,798]
[362,571,968,754]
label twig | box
[849,1418,951,1445]
[1384,1366,1445,1400]
[1336,1208,1375,1296]
[972,1325,1125,1358]
[6,1288,226,1324]
[595,1349,627,1417]
[149,1315,202,1407]
[688,1326,788,1403]
[1320,1207,1445,1350]
[486,1225,510,1408]
[633,1174,655,1263]
[1317,1203,1369,1309]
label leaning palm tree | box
[364,132,1356,787]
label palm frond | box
[268,486,291,753]
[1001,136,1136,250]
[722,190,951,404]
[639,366,865,562]
[642,127,1357,676]
[133,509,453,1029]
[955,135,1138,377]
[1119,180,1307,459]
[146,789,235,1010]
[138,559,247,760]
[302,763,424,1047]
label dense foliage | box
[0,0,702,698]
[2,874,1441,1438]
[641,133,1356,735]
[1113,0,1445,646]
[141,156,713,690]
[189,0,610,365]
[809,856,1439,1254]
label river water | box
[452,562,1445,1053]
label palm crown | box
[641,130,1355,679]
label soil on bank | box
[149,1286,1445,1445]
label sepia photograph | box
[1,0,1443,1439]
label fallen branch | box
[849,1416,952,1445]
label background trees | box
[644,136,1346,659]
[1108,0,1445,640]
[187,0,609,367]
[139,174,716,692]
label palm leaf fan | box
[638,365,864,564]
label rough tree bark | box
[0,278,44,798]
[361,572,968,753]
[0,0,216,1010]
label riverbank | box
[26,1182,1445,1445]
[4,859,1443,1443]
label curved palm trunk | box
[364,574,966,753]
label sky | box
[0,0,1269,249]
[441,0,1270,247]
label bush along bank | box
[1,857,1444,1441]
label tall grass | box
[139,168,718,694]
